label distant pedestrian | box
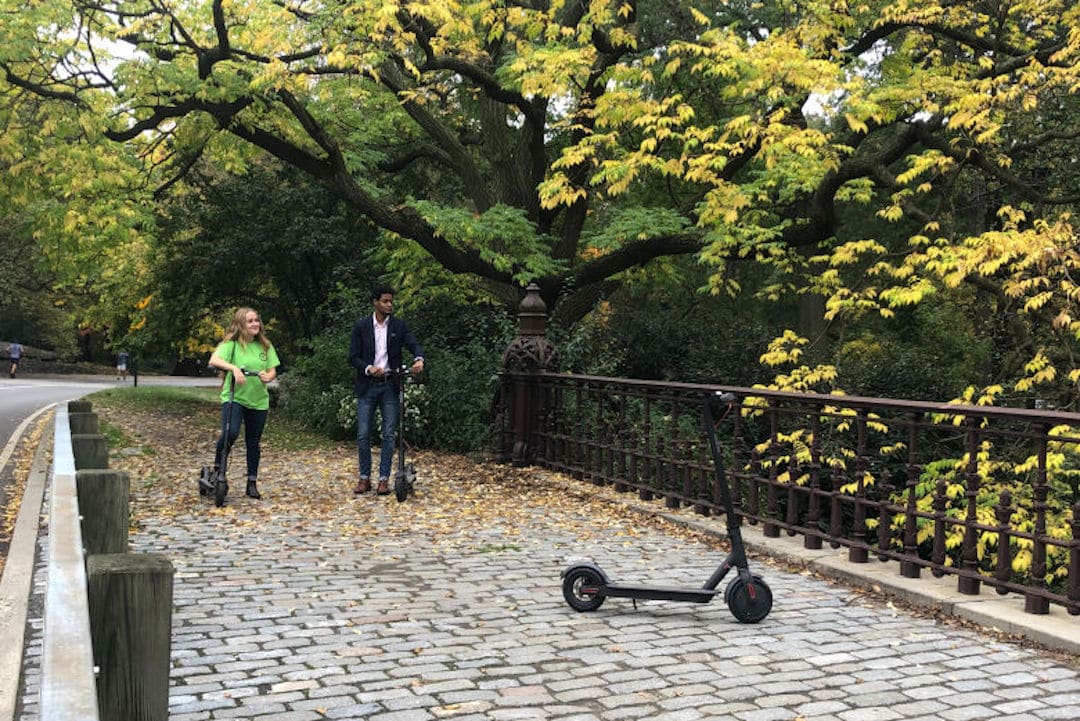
[116,349,130,380]
[349,285,424,496]
[8,339,23,378]
[207,307,280,500]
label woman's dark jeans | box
[214,403,268,481]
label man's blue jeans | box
[356,380,399,480]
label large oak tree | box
[2,0,1079,400]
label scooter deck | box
[603,583,719,603]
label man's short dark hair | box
[371,285,395,301]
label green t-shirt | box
[214,340,280,410]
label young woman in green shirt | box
[208,307,280,500]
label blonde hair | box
[222,307,272,352]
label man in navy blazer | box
[349,285,424,495]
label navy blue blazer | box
[349,314,423,394]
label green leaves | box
[409,201,563,283]
[4,0,1080,404]
[588,207,691,250]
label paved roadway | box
[0,374,215,519]
[0,375,116,564]
[0,374,217,461]
[0,377,112,468]
[0,374,214,563]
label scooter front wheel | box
[562,567,606,612]
[724,575,772,623]
[394,463,415,502]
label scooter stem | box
[704,394,742,523]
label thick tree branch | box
[378,60,495,211]
[564,232,702,292]
[914,126,1080,206]
[224,121,337,181]
[0,64,87,105]
[223,112,517,288]
[102,98,252,142]
[276,88,341,161]
[197,0,231,79]
[377,144,452,173]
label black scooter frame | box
[198,368,259,507]
[388,365,418,502]
[561,392,773,623]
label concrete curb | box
[0,406,54,721]
[40,405,99,721]
[743,527,1080,656]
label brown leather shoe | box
[376,479,390,495]
[354,478,371,495]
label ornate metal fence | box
[496,370,1080,616]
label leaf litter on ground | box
[93,393,721,556]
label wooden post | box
[71,434,109,470]
[68,400,93,414]
[87,554,174,721]
[68,412,99,435]
[76,470,130,555]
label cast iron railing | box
[497,371,1080,616]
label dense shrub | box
[835,301,989,402]
[276,287,366,440]
[277,286,514,453]
[403,335,509,452]
[553,272,777,388]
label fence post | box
[501,283,557,466]
[69,412,99,435]
[76,470,130,555]
[71,434,109,470]
[86,554,174,721]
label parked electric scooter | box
[560,391,774,623]
[198,368,259,508]
[388,365,418,502]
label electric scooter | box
[560,391,774,623]
[388,365,418,503]
[198,368,259,508]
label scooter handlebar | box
[703,391,738,420]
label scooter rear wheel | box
[214,473,228,508]
[198,466,214,496]
[562,567,606,612]
[724,575,772,623]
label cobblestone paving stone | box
[17,474,1080,721]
